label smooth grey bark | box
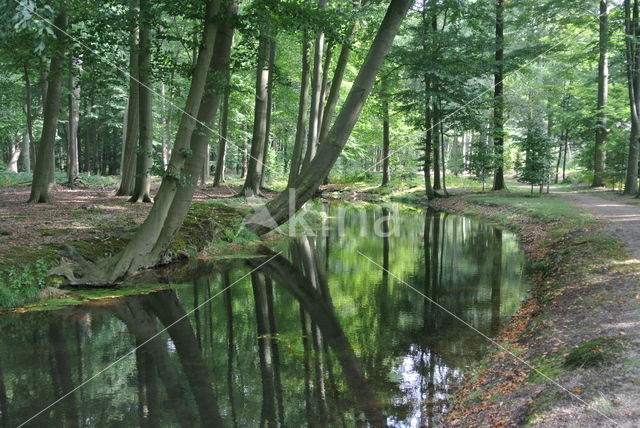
[22,64,34,171]
[6,139,20,172]
[213,88,230,186]
[492,0,506,191]
[624,0,640,195]
[130,0,153,203]
[287,32,311,187]
[116,2,140,196]
[28,12,66,203]
[318,23,356,145]
[593,0,608,187]
[55,0,223,284]
[432,95,441,190]
[67,56,80,184]
[260,41,276,189]
[19,132,30,172]
[243,33,272,196]
[245,0,412,234]
[302,0,327,168]
[381,95,390,186]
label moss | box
[527,354,564,382]
[564,337,620,369]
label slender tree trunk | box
[432,96,441,190]
[423,76,435,198]
[130,0,153,203]
[6,141,20,173]
[593,0,609,187]
[440,106,448,196]
[302,0,327,168]
[213,89,230,186]
[241,139,248,178]
[243,33,272,196]
[67,56,81,184]
[562,131,569,182]
[28,12,66,203]
[318,23,357,145]
[381,95,390,186]
[555,129,564,184]
[492,0,506,191]
[260,41,276,189]
[246,0,413,234]
[624,0,640,195]
[19,132,30,172]
[23,64,36,168]
[288,32,311,187]
[116,1,140,196]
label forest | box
[1,0,640,426]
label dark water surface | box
[0,204,529,427]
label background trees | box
[3,0,639,200]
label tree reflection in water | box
[0,206,528,427]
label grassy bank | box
[429,192,639,426]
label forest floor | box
[432,189,640,428]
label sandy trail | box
[556,190,640,259]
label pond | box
[0,204,529,427]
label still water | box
[0,204,529,427]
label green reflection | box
[0,204,528,427]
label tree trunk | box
[116,1,140,196]
[246,0,413,234]
[432,96,441,190]
[243,33,272,196]
[6,142,20,173]
[67,56,81,184]
[302,0,327,168]
[213,88,230,186]
[130,0,153,203]
[423,76,435,199]
[624,0,640,195]
[60,0,224,284]
[19,132,30,172]
[318,22,357,145]
[260,41,276,189]
[592,0,608,187]
[28,12,66,203]
[381,95,390,187]
[492,0,506,191]
[21,65,34,172]
[287,32,311,187]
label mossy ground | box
[0,200,249,312]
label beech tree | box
[28,11,66,203]
[592,0,608,188]
[246,0,413,234]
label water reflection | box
[0,205,528,427]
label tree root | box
[49,244,123,287]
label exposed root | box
[49,244,123,287]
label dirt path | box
[531,190,640,428]
[556,190,640,259]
